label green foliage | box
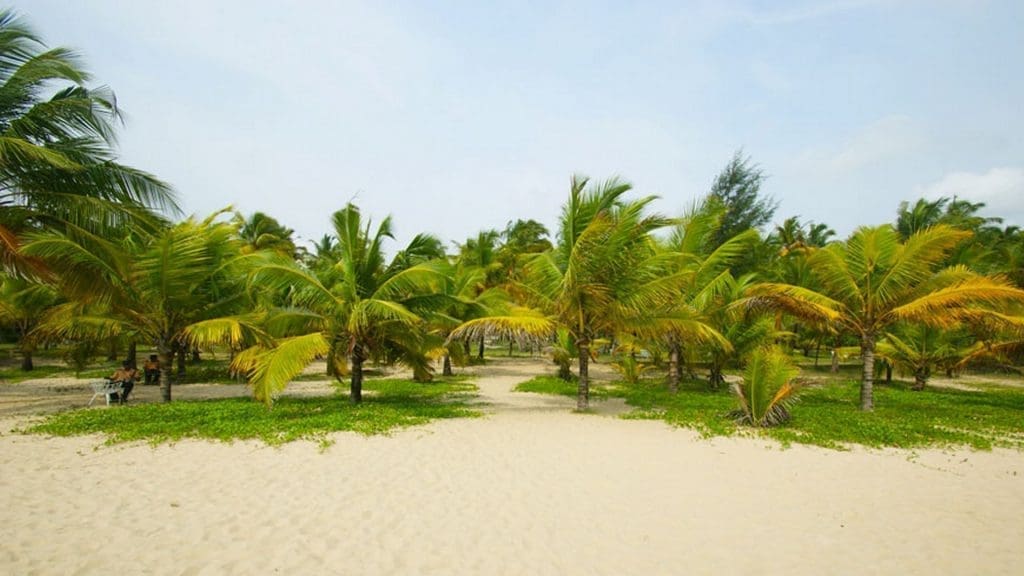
[708,151,777,251]
[24,378,480,445]
[619,378,1024,450]
[731,347,801,427]
[518,369,1024,450]
[751,224,1024,409]
[236,211,296,257]
[234,203,451,404]
[0,362,69,382]
[514,375,616,399]
[0,10,177,275]
[62,340,99,375]
[609,353,653,384]
[876,324,971,389]
[456,175,678,409]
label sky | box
[12,0,1024,251]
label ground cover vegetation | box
[2,10,1024,446]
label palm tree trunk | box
[191,347,201,364]
[350,343,366,404]
[885,363,892,383]
[176,346,186,379]
[860,335,876,411]
[709,364,724,390]
[477,335,485,361]
[667,340,681,393]
[912,367,928,391]
[126,341,137,369]
[326,343,338,377]
[577,341,590,410]
[831,347,839,373]
[158,342,173,402]
[17,323,33,371]
[443,353,453,377]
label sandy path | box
[1,359,1023,575]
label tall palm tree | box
[0,10,177,275]
[452,175,684,409]
[233,204,449,405]
[750,224,1024,410]
[895,198,949,239]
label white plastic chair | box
[89,380,124,406]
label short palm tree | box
[731,346,801,427]
[875,324,971,390]
[0,10,176,274]
[750,224,1024,410]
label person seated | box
[108,361,138,404]
[143,354,161,386]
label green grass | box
[522,375,1024,450]
[23,378,481,446]
[0,358,243,385]
[513,375,621,399]
[0,363,75,383]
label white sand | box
[1,358,1022,575]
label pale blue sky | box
[13,0,1024,249]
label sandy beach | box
[1,358,1022,575]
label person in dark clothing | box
[143,354,161,386]
[108,361,137,404]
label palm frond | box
[449,308,556,343]
[240,332,331,406]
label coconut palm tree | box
[428,263,515,376]
[0,10,176,275]
[23,211,257,401]
[452,175,688,409]
[875,324,972,390]
[0,273,58,370]
[750,224,1024,410]
[237,211,296,257]
[232,203,449,405]
[703,273,776,389]
[659,198,757,392]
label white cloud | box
[917,167,1024,225]
[793,115,928,178]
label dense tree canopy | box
[3,8,1024,424]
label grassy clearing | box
[0,358,246,385]
[23,378,481,446]
[0,364,76,383]
[521,374,1024,450]
[514,375,621,399]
